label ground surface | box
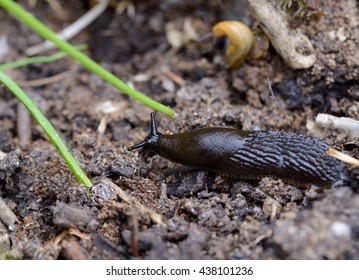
[0,0,358,259]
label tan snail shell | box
[212,21,254,68]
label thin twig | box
[267,78,288,120]
[45,0,67,20]
[0,197,19,230]
[96,115,107,147]
[327,148,359,167]
[17,102,31,147]
[159,183,167,211]
[129,208,139,257]
[26,0,110,56]
[101,178,166,227]
[16,67,78,87]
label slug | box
[128,113,346,187]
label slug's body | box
[128,113,346,187]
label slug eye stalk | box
[128,112,160,154]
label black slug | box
[128,113,346,187]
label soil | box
[0,0,359,260]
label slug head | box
[127,112,161,154]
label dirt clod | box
[52,201,93,231]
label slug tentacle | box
[128,113,347,188]
[127,112,161,154]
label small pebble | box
[330,222,351,238]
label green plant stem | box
[0,70,92,188]
[0,0,175,117]
[0,44,88,71]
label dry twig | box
[0,197,19,230]
[248,0,316,69]
[101,178,166,227]
[26,0,110,56]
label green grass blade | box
[0,0,175,117]
[0,70,92,188]
[0,44,88,71]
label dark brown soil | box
[0,0,358,260]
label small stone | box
[52,202,92,231]
[263,197,282,220]
[330,222,351,238]
[182,200,200,218]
